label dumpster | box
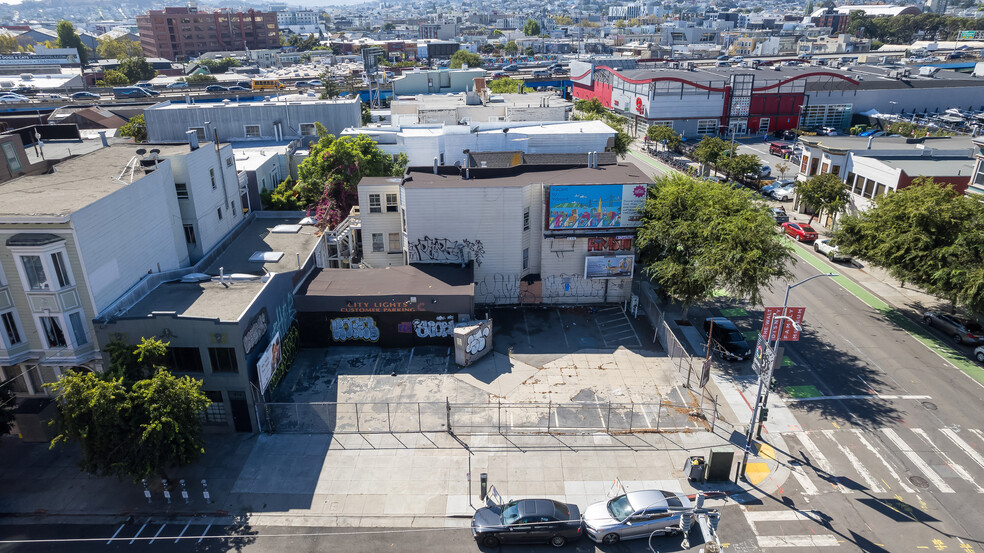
[684,455,706,482]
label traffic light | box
[769,377,778,392]
[759,407,770,422]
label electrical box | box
[705,447,735,482]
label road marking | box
[175,520,192,543]
[757,535,840,547]
[941,429,984,472]
[107,523,125,545]
[786,394,932,402]
[854,429,915,493]
[823,429,884,493]
[745,462,770,486]
[912,429,984,493]
[787,460,820,496]
[198,520,213,543]
[791,432,852,493]
[881,428,954,493]
[744,510,821,522]
[969,428,984,446]
[149,523,166,544]
[129,523,147,545]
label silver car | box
[922,311,984,345]
[583,489,691,544]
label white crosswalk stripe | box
[791,431,852,493]
[912,429,984,493]
[941,428,984,472]
[852,429,915,494]
[757,535,840,547]
[742,509,838,548]
[823,429,885,493]
[787,460,820,496]
[881,428,955,493]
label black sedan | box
[205,85,228,93]
[71,91,100,100]
[703,317,752,361]
[472,498,581,548]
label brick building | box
[137,6,279,61]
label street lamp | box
[736,272,838,483]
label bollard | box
[180,479,189,504]
[162,479,171,504]
[142,479,151,504]
[202,479,211,504]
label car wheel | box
[923,316,932,326]
[550,535,567,548]
[602,533,620,545]
[977,351,984,363]
[481,535,500,548]
[796,234,803,242]
[953,333,963,345]
[814,243,820,252]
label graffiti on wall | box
[331,317,381,342]
[466,324,491,354]
[407,236,485,267]
[475,272,613,304]
[412,315,455,338]
[587,237,633,252]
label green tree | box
[182,74,217,84]
[320,77,341,99]
[492,29,504,37]
[796,172,848,225]
[835,179,984,313]
[524,46,535,56]
[574,97,605,116]
[719,153,762,180]
[553,15,575,25]
[449,49,483,68]
[488,77,528,94]
[505,41,519,54]
[46,338,211,482]
[118,57,157,83]
[96,69,129,86]
[361,102,372,125]
[382,22,395,32]
[119,114,147,143]
[636,174,795,317]
[646,125,681,151]
[693,136,729,171]
[523,19,541,36]
[0,33,24,54]
[479,43,495,54]
[55,20,88,65]
[96,37,142,60]
[198,57,241,74]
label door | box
[228,391,253,432]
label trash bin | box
[684,455,706,482]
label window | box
[696,119,717,135]
[165,347,204,372]
[209,168,217,189]
[2,142,21,173]
[388,232,401,252]
[208,347,239,373]
[758,118,770,133]
[40,316,66,348]
[368,193,381,213]
[175,182,189,199]
[1,311,22,346]
[68,312,87,346]
[863,178,876,197]
[371,233,384,252]
[231,201,237,215]
[190,127,206,142]
[386,193,398,212]
[831,165,841,176]
[20,256,48,291]
[874,183,887,197]
[216,208,223,221]
[300,123,316,136]
[523,207,530,230]
[226,156,233,167]
[846,172,856,189]
[810,158,819,176]
[51,252,71,288]
[522,248,529,270]
[183,224,197,244]
[202,391,227,424]
[244,125,261,138]
[800,156,809,173]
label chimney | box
[867,136,873,150]
[464,155,470,180]
[186,130,199,151]
[219,266,225,284]
[97,130,108,147]
[433,157,439,174]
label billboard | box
[257,332,281,394]
[584,255,634,279]
[547,184,648,230]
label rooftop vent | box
[249,251,284,263]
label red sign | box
[635,97,644,114]
[761,306,806,341]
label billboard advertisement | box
[584,255,634,279]
[257,332,281,394]
[547,184,648,230]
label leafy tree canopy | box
[96,69,129,87]
[55,20,88,65]
[488,77,529,94]
[119,114,147,143]
[449,49,483,69]
[646,125,681,150]
[504,41,519,54]
[118,57,157,83]
[523,19,541,36]
[96,37,142,60]
[719,153,762,180]
[197,57,241,74]
[796,173,849,224]
[182,73,218,84]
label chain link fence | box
[634,280,695,383]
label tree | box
[182,73,217,84]
[118,57,157,83]
[775,161,791,180]
[835,179,984,313]
[553,15,575,25]
[55,20,88,66]
[719,153,762,181]
[382,22,395,32]
[198,57,241,74]
[574,97,605,116]
[119,114,147,143]
[505,41,519,54]
[449,49,483,69]
[492,29,504,37]
[524,46,535,56]
[361,102,372,125]
[96,69,129,86]
[636,173,795,317]
[488,77,528,93]
[46,338,211,482]
[320,78,342,99]
[523,19,541,36]
[479,43,495,54]
[796,173,848,224]
[646,125,681,151]
[693,136,729,171]
[0,34,24,54]
[96,37,142,60]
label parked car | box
[702,317,752,361]
[472,499,582,548]
[814,238,851,262]
[551,66,566,75]
[821,127,839,136]
[771,184,797,201]
[975,345,984,363]
[781,222,818,242]
[503,64,519,71]
[922,311,984,345]
[717,54,730,60]
[750,165,771,179]
[236,80,252,88]
[71,91,100,100]
[226,86,248,91]
[295,81,312,88]
[490,71,508,79]
[205,85,228,93]
[770,207,789,224]
[165,81,189,89]
[773,129,797,140]
[730,56,744,63]
[531,69,550,77]
[309,79,323,87]
[762,179,794,196]
[584,489,690,545]
[769,142,793,157]
[0,93,28,103]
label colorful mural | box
[547,184,648,230]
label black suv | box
[703,317,752,361]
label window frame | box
[183,224,197,244]
[12,243,75,293]
[371,232,384,252]
[67,311,88,347]
[368,193,382,213]
[523,207,531,230]
[175,181,189,199]
[385,193,398,212]
[207,347,239,374]
[189,126,207,142]
[165,346,204,373]
[522,247,529,270]
[0,310,24,348]
[387,232,401,253]
[2,141,22,173]
[243,124,262,139]
[299,123,317,136]
[37,315,67,349]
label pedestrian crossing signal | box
[759,407,770,422]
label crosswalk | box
[745,425,984,548]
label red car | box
[781,222,818,242]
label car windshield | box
[727,330,745,342]
[501,501,521,525]
[607,494,635,522]
[801,225,816,233]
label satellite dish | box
[135,148,147,155]
[149,148,161,155]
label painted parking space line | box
[822,429,884,493]
[853,429,915,493]
[149,523,166,545]
[107,523,126,545]
[129,522,147,545]
[198,519,214,544]
[175,520,192,543]
[881,428,954,493]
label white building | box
[386,91,572,127]
[277,9,319,27]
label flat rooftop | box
[147,97,359,111]
[877,157,976,177]
[0,143,194,218]
[202,216,322,276]
[298,264,474,299]
[404,163,652,189]
[392,91,571,110]
[801,135,977,153]
[123,279,266,321]
[230,142,291,172]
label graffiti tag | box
[331,317,380,342]
[407,236,485,267]
[466,325,491,355]
[412,315,455,338]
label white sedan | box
[770,184,797,201]
[814,238,852,262]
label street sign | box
[699,357,711,388]
[761,306,806,341]
[750,334,774,376]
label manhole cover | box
[922,401,938,411]
[909,476,931,489]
